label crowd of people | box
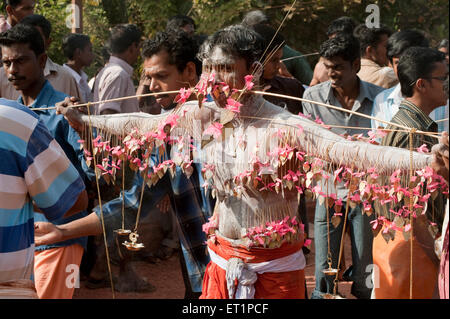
[0,0,448,300]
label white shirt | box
[63,64,92,103]
[92,56,139,114]
[371,83,404,130]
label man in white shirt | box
[92,24,141,115]
[62,33,94,103]
[371,30,429,130]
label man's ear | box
[183,61,198,85]
[352,58,361,74]
[45,38,52,51]
[73,47,81,60]
[415,78,427,92]
[365,45,375,60]
[38,52,48,69]
[5,5,13,17]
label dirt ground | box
[73,204,356,300]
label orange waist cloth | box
[200,234,305,299]
[373,226,438,299]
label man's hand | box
[156,194,172,213]
[34,222,63,246]
[55,97,85,134]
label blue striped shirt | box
[0,99,85,282]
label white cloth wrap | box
[207,246,306,299]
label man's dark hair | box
[62,33,91,60]
[251,23,285,60]
[165,15,196,33]
[387,30,429,63]
[326,16,357,37]
[198,24,264,69]
[241,10,269,27]
[353,24,392,56]
[107,24,141,55]
[0,23,44,56]
[4,0,23,7]
[142,31,202,76]
[319,33,360,63]
[19,14,51,40]
[397,46,446,97]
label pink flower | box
[416,144,429,153]
[164,114,179,128]
[244,75,254,90]
[304,239,312,247]
[225,98,242,113]
[175,88,192,104]
[204,122,224,140]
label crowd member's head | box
[241,10,269,27]
[251,23,285,82]
[353,24,392,66]
[0,23,46,95]
[107,23,141,66]
[62,33,94,69]
[387,30,429,76]
[19,14,51,50]
[398,47,447,113]
[326,16,357,38]
[141,31,200,110]
[319,33,360,89]
[438,39,449,65]
[198,25,264,107]
[165,15,196,36]
[3,0,35,26]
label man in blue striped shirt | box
[0,97,86,298]
[0,23,91,298]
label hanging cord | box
[408,129,416,299]
[86,102,116,298]
[134,153,149,233]
[333,189,352,296]
[121,158,126,231]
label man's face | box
[8,0,35,25]
[323,56,359,89]
[143,49,189,109]
[372,34,389,66]
[392,56,400,77]
[1,42,45,92]
[263,48,283,81]
[423,61,449,108]
[79,42,94,67]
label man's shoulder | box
[0,98,40,121]
[98,64,130,83]
[303,81,330,99]
[43,81,69,103]
[361,80,385,100]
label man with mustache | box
[302,33,384,299]
[0,23,90,299]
